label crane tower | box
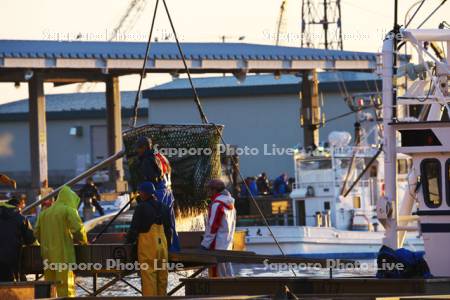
[301,0,343,50]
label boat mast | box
[381,1,400,248]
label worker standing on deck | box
[0,197,35,281]
[126,182,172,296]
[256,172,270,195]
[201,179,236,277]
[135,136,180,251]
[79,177,104,220]
[34,186,88,297]
[273,173,288,196]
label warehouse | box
[0,71,379,186]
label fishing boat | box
[239,27,450,268]
[379,28,450,276]
[238,137,423,259]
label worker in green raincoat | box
[35,186,88,297]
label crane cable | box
[417,0,447,29]
[129,0,296,275]
[93,1,161,243]
[129,0,160,128]
[159,0,294,274]
[161,0,208,124]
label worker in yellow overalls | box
[126,182,172,296]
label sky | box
[0,0,448,104]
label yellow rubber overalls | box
[138,222,168,296]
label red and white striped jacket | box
[201,190,236,250]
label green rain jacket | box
[35,186,88,264]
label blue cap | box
[138,182,156,195]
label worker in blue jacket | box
[273,173,288,196]
[135,137,180,252]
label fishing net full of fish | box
[123,124,223,212]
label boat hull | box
[238,225,424,259]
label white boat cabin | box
[290,142,411,231]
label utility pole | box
[301,0,343,50]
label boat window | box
[335,158,351,169]
[446,159,450,206]
[397,159,408,174]
[420,159,442,208]
[299,159,332,171]
[369,165,378,177]
[353,196,361,209]
[407,159,413,170]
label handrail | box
[22,150,124,215]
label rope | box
[129,0,160,128]
[312,106,373,127]
[405,0,426,28]
[94,1,160,242]
[160,0,296,276]
[342,145,383,197]
[417,0,447,29]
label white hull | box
[239,225,424,259]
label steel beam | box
[22,150,124,214]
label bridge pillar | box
[300,69,320,148]
[28,74,48,202]
[105,76,127,192]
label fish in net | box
[122,124,223,212]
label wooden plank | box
[20,245,217,274]
[21,245,352,275]
[0,281,56,299]
[178,249,353,266]
[183,277,450,297]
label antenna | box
[392,0,400,121]
[301,0,343,50]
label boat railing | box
[332,145,380,157]
[293,178,382,188]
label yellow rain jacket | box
[35,186,88,297]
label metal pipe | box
[22,150,125,214]
[382,36,399,249]
[342,146,383,198]
[91,199,131,244]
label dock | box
[16,244,450,299]
[19,244,355,297]
[182,277,450,299]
